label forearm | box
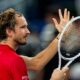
[31,37,58,70]
[21,36,58,71]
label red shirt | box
[0,44,29,80]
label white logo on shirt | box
[22,76,29,80]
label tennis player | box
[0,8,69,80]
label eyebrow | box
[20,25,27,28]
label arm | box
[21,8,71,71]
[21,37,58,71]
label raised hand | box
[52,8,72,33]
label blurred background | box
[0,0,80,80]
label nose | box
[26,28,30,35]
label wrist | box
[56,33,61,40]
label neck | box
[0,39,18,50]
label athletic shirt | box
[0,44,29,80]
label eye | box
[20,25,27,28]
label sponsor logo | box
[22,76,29,80]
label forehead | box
[15,14,28,26]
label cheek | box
[17,29,25,35]
[15,31,26,41]
[16,29,25,36]
[13,34,22,43]
[12,30,22,39]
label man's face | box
[12,15,30,45]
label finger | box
[51,68,60,74]
[71,16,74,19]
[64,8,67,19]
[52,18,61,32]
[64,73,67,76]
[67,11,70,20]
[59,9,63,20]
[52,18,59,27]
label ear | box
[6,28,14,37]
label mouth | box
[24,34,29,38]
